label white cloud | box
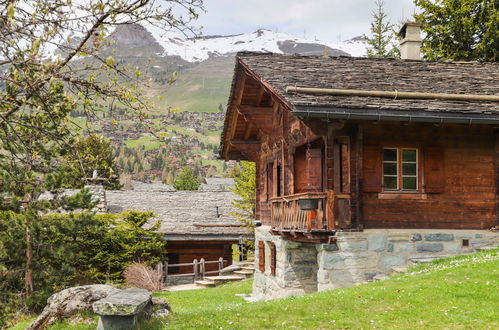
[195,0,416,42]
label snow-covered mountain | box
[142,25,367,62]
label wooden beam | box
[231,140,260,145]
[236,107,273,135]
[239,105,273,115]
[223,73,246,159]
[255,86,265,106]
[243,122,253,139]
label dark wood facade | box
[220,53,499,241]
[166,240,234,274]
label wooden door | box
[334,137,352,228]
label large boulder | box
[26,284,120,330]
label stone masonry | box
[253,226,318,300]
[254,227,499,300]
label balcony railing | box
[270,192,328,232]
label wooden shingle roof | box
[236,52,499,115]
[106,190,251,241]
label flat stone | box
[391,242,415,253]
[330,270,365,283]
[424,233,454,241]
[410,257,440,264]
[317,243,339,252]
[317,270,329,284]
[416,243,444,252]
[443,242,463,253]
[364,272,378,281]
[337,238,368,252]
[97,315,139,330]
[387,233,410,241]
[476,246,498,251]
[92,288,151,316]
[378,254,406,271]
[410,233,422,241]
[368,233,387,252]
[321,252,376,270]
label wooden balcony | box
[270,192,330,237]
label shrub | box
[123,262,164,292]
[0,211,167,325]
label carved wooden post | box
[193,259,198,281]
[163,261,168,286]
[200,258,205,279]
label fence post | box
[163,261,168,285]
[156,263,164,288]
[193,259,198,281]
[200,258,205,279]
[219,257,224,275]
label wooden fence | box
[158,257,228,284]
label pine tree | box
[414,0,497,62]
[173,167,200,190]
[365,0,400,58]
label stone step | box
[391,266,408,273]
[410,257,443,264]
[195,280,216,288]
[204,275,245,284]
[235,262,254,268]
[233,270,254,278]
[476,246,497,251]
[240,266,255,271]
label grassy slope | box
[10,249,499,329]
[159,249,499,329]
[157,56,233,113]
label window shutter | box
[258,241,265,272]
[424,146,445,193]
[362,145,383,192]
[270,243,276,276]
[306,148,323,191]
[294,147,323,193]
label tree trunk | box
[25,224,34,296]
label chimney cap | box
[398,21,422,39]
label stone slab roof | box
[236,52,499,115]
[106,190,251,241]
[132,181,176,192]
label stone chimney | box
[398,22,422,60]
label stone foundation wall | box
[253,226,318,300]
[255,228,499,299]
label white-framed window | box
[383,148,418,191]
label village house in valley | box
[220,23,499,299]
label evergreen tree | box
[365,0,400,58]
[414,0,498,62]
[173,167,200,190]
[60,135,122,190]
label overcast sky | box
[194,0,417,43]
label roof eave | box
[293,106,499,125]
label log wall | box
[361,122,497,229]
[166,241,234,274]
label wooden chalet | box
[106,183,253,277]
[220,47,499,243]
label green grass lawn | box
[158,248,499,329]
[9,249,499,329]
